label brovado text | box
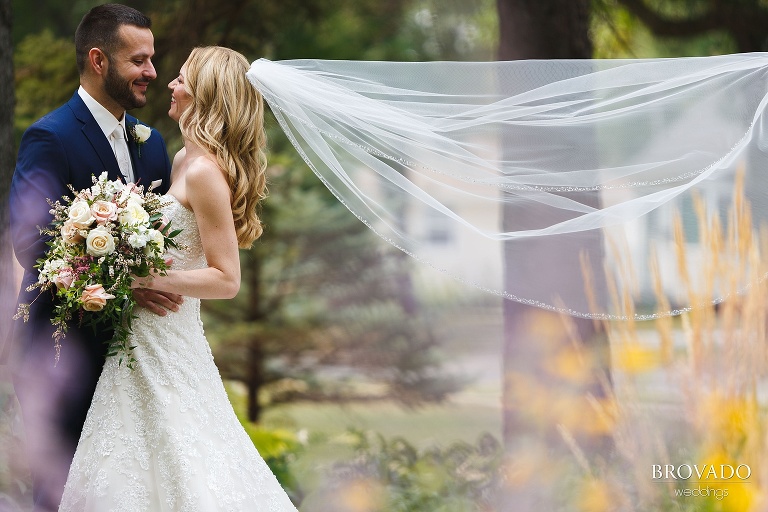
[652,464,751,481]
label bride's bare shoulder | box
[185,156,229,201]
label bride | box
[59,46,298,511]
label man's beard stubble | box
[105,63,147,111]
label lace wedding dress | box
[59,196,298,512]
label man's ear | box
[87,48,108,76]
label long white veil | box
[246,54,768,319]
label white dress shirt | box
[78,86,135,182]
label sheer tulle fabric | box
[247,54,768,318]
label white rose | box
[133,124,152,143]
[68,199,95,229]
[145,229,165,255]
[85,225,116,256]
[119,200,150,226]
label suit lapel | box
[125,118,144,186]
[68,94,124,183]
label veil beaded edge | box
[246,54,768,319]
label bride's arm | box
[133,159,241,300]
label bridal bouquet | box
[15,172,181,368]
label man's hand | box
[133,288,184,316]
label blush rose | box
[91,200,118,224]
[80,284,115,312]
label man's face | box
[103,25,156,111]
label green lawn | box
[262,399,502,447]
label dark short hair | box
[74,3,152,74]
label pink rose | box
[91,200,118,224]
[52,270,74,290]
[61,220,84,244]
[80,284,115,312]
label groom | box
[9,4,180,510]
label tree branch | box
[615,0,719,37]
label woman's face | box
[167,63,192,122]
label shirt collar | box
[78,86,126,139]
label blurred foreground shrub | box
[312,429,502,512]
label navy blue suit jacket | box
[9,92,172,357]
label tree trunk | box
[246,332,265,422]
[496,0,610,489]
[615,0,768,53]
[0,0,16,364]
[497,0,591,60]
[244,251,266,422]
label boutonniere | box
[129,123,152,157]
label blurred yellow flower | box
[698,393,756,446]
[545,345,593,384]
[577,478,621,512]
[613,342,662,374]
[697,449,756,512]
[338,478,385,512]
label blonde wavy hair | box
[179,46,267,248]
